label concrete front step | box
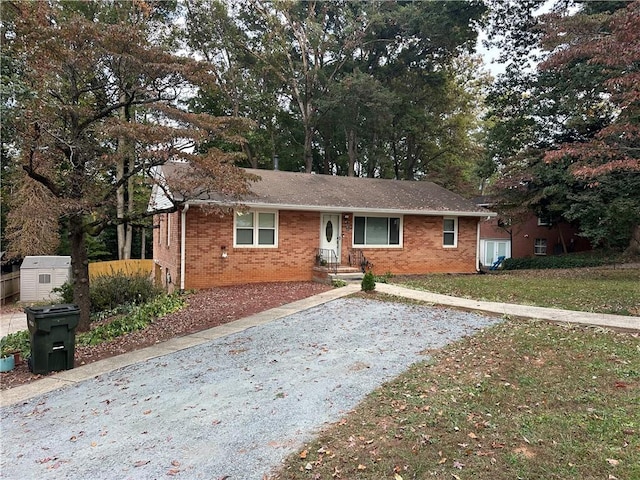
[312,265,363,284]
[329,271,364,281]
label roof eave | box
[184,199,497,218]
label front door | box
[320,214,341,263]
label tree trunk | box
[242,141,257,168]
[303,124,313,173]
[69,214,91,332]
[117,102,134,260]
[626,224,640,256]
[124,153,134,258]
[557,224,567,254]
[404,136,416,180]
[140,227,146,259]
[346,127,357,177]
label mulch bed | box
[0,282,333,391]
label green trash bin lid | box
[25,304,80,332]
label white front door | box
[320,214,340,263]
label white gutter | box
[184,200,497,218]
[180,203,189,291]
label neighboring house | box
[149,165,495,291]
[20,255,71,302]
[475,197,591,268]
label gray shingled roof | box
[156,163,494,217]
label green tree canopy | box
[4,0,252,330]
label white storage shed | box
[20,256,71,302]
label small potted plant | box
[0,337,16,372]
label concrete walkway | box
[1,282,638,408]
[376,283,640,332]
[0,309,27,337]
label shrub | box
[361,271,376,292]
[90,272,163,312]
[77,292,186,346]
[0,331,30,359]
[54,272,163,313]
[374,271,394,283]
[53,281,74,304]
[502,251,622,270]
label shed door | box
[320,214,340,263]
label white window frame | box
[443,217,458,248]
[534,238,547,255]
[233,210,278,248]
[38,273,51,284]
[352,215,403,248]
[537,216,551,226]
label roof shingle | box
[156,163,494,217]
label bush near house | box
[361,271,376,292]
[502,251,626,270]
[55,272,163,313]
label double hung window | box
[443,217,458,247]
[534,238,547,255]
[235,211,277,247]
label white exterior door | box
[320,214,340,262]
[481,239,510,267]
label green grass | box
[271,316,640,480]
[393,267,640,315]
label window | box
[534,238,547,255]
[443,217,458,247]
[537,216,551,226]
[235,210,277,247]
[353,216,401,246]
[39,274,51,284]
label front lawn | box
[392,267,640,316]
[272,314,640,479]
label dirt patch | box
[0,282,332,390]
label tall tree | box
[316,69,397,177]
[236,0,365,173]
[484,0,639,253]
[5,1,251,330]
[356,1,487,184]
[540,0,640,253]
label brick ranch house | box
[149,164,495,291]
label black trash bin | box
[25,304,80,374]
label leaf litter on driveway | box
[0,297,499,479]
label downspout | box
[180,203,189,291]
[476,219,481,272]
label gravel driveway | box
[1,297,499,479]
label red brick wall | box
[153,207,480,289]
[354,216,478,275]
[153,212,181,292]
[480,214,591,258]
[183,208,321,289]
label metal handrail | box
[315,248,338,274]
[348,248,373,273]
